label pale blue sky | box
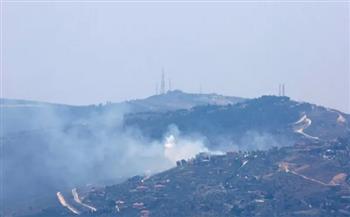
[3,1,349,112]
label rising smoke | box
[1,104,213,213]
[163,125,210,164]
[2,101,291,214]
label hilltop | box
[125,90,245,112]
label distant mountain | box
[1,98,51,106]
[1,90,245,136]
[125,96,350,149]
[24,135,350,217]
[1,99,97,136]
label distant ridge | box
[1,90,246,110]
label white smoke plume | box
[2,105,213,214]
[163,133,209,164]
[2,103,284,215]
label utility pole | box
[161,69,165,95]
[278,83,286,96]
[278,84,281,96]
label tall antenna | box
[161,68,165,95]
[278,83,286,96]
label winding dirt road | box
[56,192,81,215]
[72,188,97,212]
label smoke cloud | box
[1,104,212,214]
[2,102,292,215]
[163,126,209,164]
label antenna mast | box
[278,83,286,96]
[161,68,165,94]
[278,84,281,96]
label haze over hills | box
[29,136,350,217]
[4,2,348,217]
[1,91,349,217]
[125,95,350,149]
[1,90,245,135]
[1,90,244,216]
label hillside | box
[125,96,350,149]
[24,135,350,217]
[0,91,244,216]
[2,94,349,217]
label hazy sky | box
[3,1,349,112]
